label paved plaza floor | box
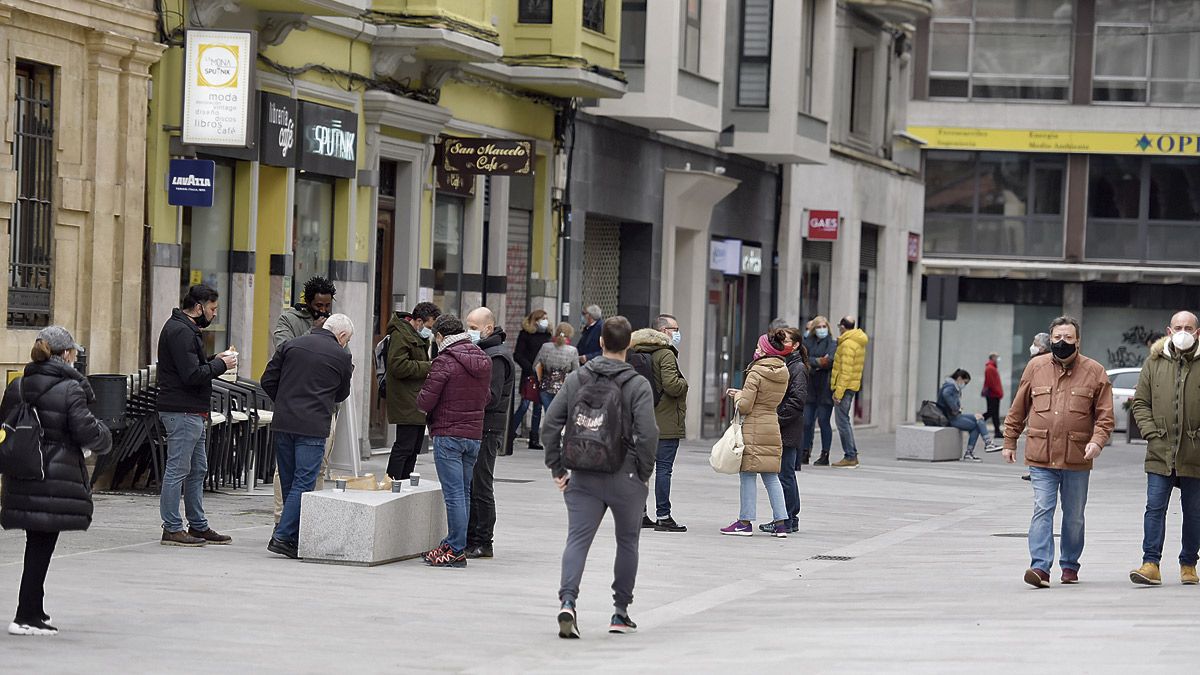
[1,428,1198,673]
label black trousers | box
[982,396,1003,438]
[18,530,59,623]
[387,424,426,480]
[468,429,504,547]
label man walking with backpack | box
[630,315,688,532]
[543,316,659,639]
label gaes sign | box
[441,137,533,175]
[168,159,216,208]
[182,30,254,147]
[807,209,839,241]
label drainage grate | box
[809,555,855,561]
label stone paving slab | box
[1,429,1196,672]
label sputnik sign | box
[182,30,254,147]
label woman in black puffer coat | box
[0,326,111,636]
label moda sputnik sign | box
[182,30,254,147]
[168,159,216,207]
[441,137,533,176]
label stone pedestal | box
[299,482,447,566]
[895,425,964,462]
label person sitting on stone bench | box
[937,368,1002,463]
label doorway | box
[703,271,748,437]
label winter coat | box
[937,377,964,418]
[1,359,112,532]
[1003,353,1114,471]
[982,359,1004,399]
[541,356,659,482]
[576,321,602,362]
[385,313,432,426]
[803,333,835,406]
[1133,337,1200,479]
[831,328,869,400]
[416,335,492,440]
[735,356,789,473]
[261,329,354,438]
[776,351,810,450]
[513,327,551,379]
[480,330,517,433]
[156,308,227,414]
[272,305,314,354]
[630,328,688,440]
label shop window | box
[293,176,333,303]
[8,61,55,329]
[620,1,647,64]
[849,45,876,141]
[928,0,1073,101]
[1087,155,1200,262]
[737,0,773,107]
[433,195,466,316]
[518,0,553,24]
[800,0,817,114]
[680,0,701,73]
[924,150,1066,258]
[583,0,606,32]
[1094,0,1200,104]
[181,161,235,355]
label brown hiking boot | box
[161,529,206,547]
[1130,562,1162,586]
[832,458,859,469]
[1181,565,1198,585]
[188,527,232,545]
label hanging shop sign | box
[182,30,254,147]
[741,245,763,276]
[807,210,840,241]
[441,137,533,175]
[436,165,476,197]
[260,92,297,168]
[709,239,743,276]
[298,101,358,178]
[907,232,921,262]
[168,159,216,207]
[908,126,1200,156]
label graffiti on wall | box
[1107,325,1164,368]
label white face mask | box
[418,327,433,340]
[1029,344,1039,357]
[1171,329,1197,352]
[536,318,549,331]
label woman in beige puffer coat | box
[720,329,795,538]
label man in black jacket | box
[261,314,355,559]
[157,285,237,547]
[465,307,516,559]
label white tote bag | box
[709,412,744,474]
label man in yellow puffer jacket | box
[830,316,870,468]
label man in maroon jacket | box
[981,352,1004,442]
[416,314,492,568]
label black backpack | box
[561,368,637,473]
[373,333,391,399]
[917,400,949,427]
[0,379,46,480]
[628,352,662,407]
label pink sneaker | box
[720,520,753,536]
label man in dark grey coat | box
[465,307,516,559]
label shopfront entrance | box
[703,271,749,438]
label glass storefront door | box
[703,271,748,437]
[433,195,465,315]
[180,161,234,356]
[293,176,334,303]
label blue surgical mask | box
[671,330,682,347]
[815,327,829,339]
[803,330,810,339]
[468,329,482,344]
[418,327,433,340]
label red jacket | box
[416,336,492,440]
[982,359,1003,399]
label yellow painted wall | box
[495,0,620,69]
[439,82,554,140]
[373,0,497,36]
[252,165,289,376]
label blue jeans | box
[433,436,482,553]
[540,391,556,414]
[739,471,787,523]
[1028,466,1090,572]
[948,413,990,452]
[834,392,858,460]
[272,431,327,545]
[1142,472,1200,566]
[159,412,209,533]
[803,402,833,456]
[654,439,680,518]
[511,395,543,441]
[779,446,800,527]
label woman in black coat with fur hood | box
[0,326,111,636]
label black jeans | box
[982,396,1002,438]
[468,429,505,547]
[387,424,426,480]
[17,530,59,623]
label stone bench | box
[895,424,964,462]
[298,482,447,566]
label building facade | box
[910,0,1200,418]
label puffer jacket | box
[803,333,835,406]
[156,308,227,414]
[776,351,810,449]
[416,334,493,440]
[0,359,112,532]
[385,313,432,426]
[1133,336,1200,478]
[831,328,869,400]
[479,330,516,433]
[630,328,688,439]
[735,356,789,473]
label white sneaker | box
[8,619,58,636]
[962,453,982,463]
[983,442,1003,453]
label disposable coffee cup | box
[391,480,403,493]
[218,347,239,382]
[334,478,347,492]
[410,473,420,487]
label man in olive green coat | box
[1130,310,1200,587]
[631,314,688,532]
[384,302,440,480]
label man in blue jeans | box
[261,314,355,559]
[156,285,237,547]
[830,316,869,469]
[416,314,492,568]
[630,315,689,532]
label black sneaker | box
[528,441,543,450]
[267,538,298,559]
[188,527,232,545]
[465,544,493,559]
[813,454,830,466]
[8,618,57,636]
[641,515,657,529]
[609,613,637,634]
[426,547,467,568]
[654,517,687,532]
[758,522,775,533]
[557,602,580,639]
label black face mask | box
[193,309,212,329]
[312,310,332,322]
[1050,340,1077,360]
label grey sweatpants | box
[559,470,649,611]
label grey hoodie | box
[542,356,659,482]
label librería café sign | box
[441,136,533,176]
